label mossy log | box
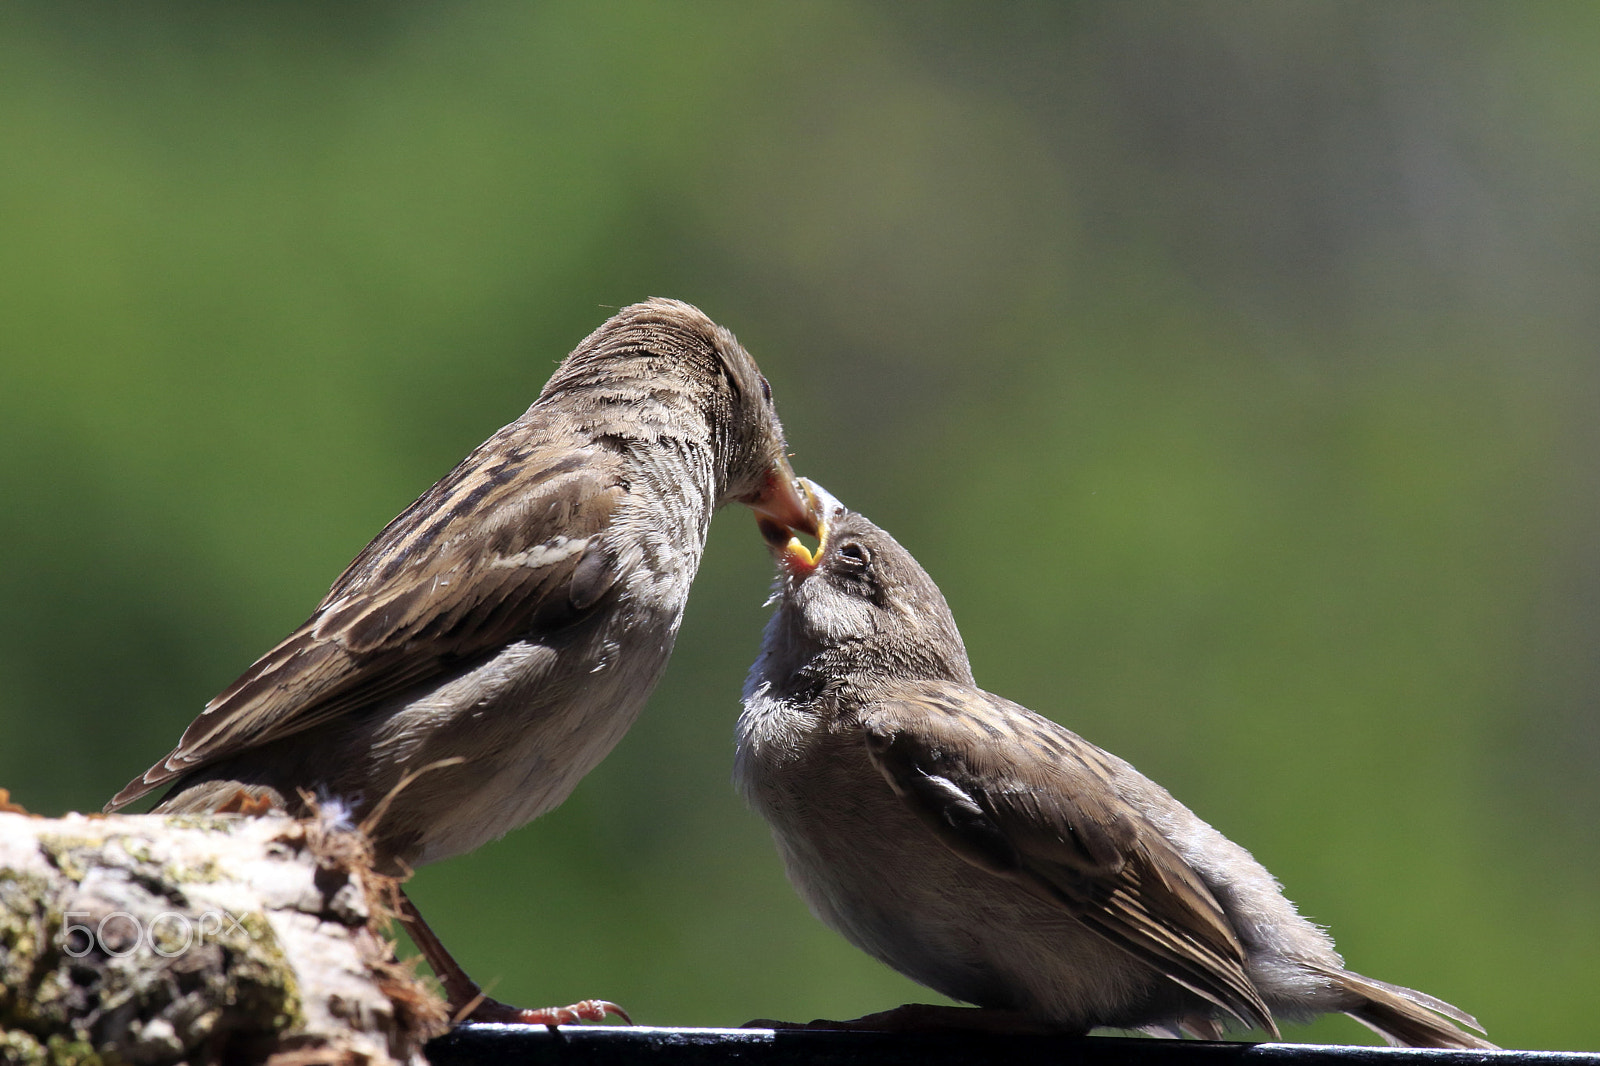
[0,798,446,1065]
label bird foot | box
[458,994,631,1028]
[745,1003,1074,1034]
[395,891,631,1029]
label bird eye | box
[759,375,773,404]
[835,542,869,567]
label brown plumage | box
[737,481,1492,1047]
[108,298,818,1023]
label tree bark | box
[0,797,446,1065]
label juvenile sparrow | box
[737,482,1492,1047]
[107,298,819,1024]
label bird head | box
[753,479,973,691]
[540,298,819,537]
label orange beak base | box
[750,466,826,576]
[748,465,821,539]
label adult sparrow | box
[737,482,1492,1047]
[108,298,819,1024]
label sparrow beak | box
[748,458,821,540]
[758,477,839,578]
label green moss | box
[0,1029,48,1066]
[0,1018,112,1066]
[4,827,307,1060]
[0,870,48,965]
[31,837,99,884]
[222,912,304,1032]
[157,815,243,835]
[170,856,225,884]
[118,842,157,868]
[44,1032,109,1066]
[0,870,51,1026]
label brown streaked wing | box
[861,681,1279,1036]
[107,432,625,810]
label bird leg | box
[396,891,630,1027]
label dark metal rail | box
[428,1026,1597,1066]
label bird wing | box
[108,425,626,810]
[861,681,1278,1036]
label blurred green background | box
[3,1,1596,1051]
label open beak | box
[748,457,821,540]
[757,477,840,577]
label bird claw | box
[526,999,632,1027]
[462,995,631,1028]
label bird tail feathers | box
[1302,962,1496,1050]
